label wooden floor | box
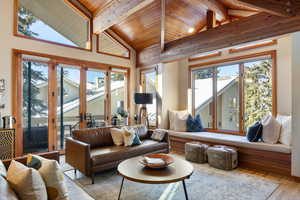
[60,155,300,200]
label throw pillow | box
[128,125,148,140]
[169,110,189,130]
[0,160,7,177]
[7,160,47,200]
[276,115,292,146]
[174,112,189,132]
[0,175,18,200]
[122,128,142,146]
[151,129,166,142]
[27,155,69,200]
[186,115,204,132]
[110,128,125,146]
[262,114,281,144]
[247,122,263,142]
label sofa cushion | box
[262,115,281,144]
[167,130,291,154]
[125,125,148,140]
[169,110,189,130]
[0,175,18,200]
[110,128,124,146]
[277,115,292,146]
[90,140,168,165]
[72,127,114,148]
[247,122,263,142]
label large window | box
[141,69,158,127]
[192,53,276,134]
[16,0,92,50]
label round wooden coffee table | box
[117,155,194,200]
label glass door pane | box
[193,68,214,128]
[143,71,157,127]
[216,64,240,131]
[244,59,273,131]
[56,65,80,150]
[23,60,49,153]
[111,72,127,125]
[86,69,106,127]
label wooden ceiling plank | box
[161,13,300,62]
[228,9,258,17]
[206,10,216,29]
[161,0,165,52]
[200,0,228,21]
[236,0,297,17]
[93,0,155,34]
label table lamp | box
[134,93,153,128]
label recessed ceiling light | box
[188,27,194,33]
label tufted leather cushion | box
[72,128,114,148]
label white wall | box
[291,32,300,177]
[0,0,136,116]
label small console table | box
[0,129,15,160]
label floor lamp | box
[134,93,153,128]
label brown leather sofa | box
[65,127,169,184]
[1,151,93,200]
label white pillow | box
[276,115,292,146]
[0,160,7,177]
[27,155,69,200]
[169,110,189,130]
[262,115,281,144]
[110,128,124,146]
[7,160,47,200]
[174,112,189,132]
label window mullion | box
[212,67,217,130]
[239,63,245,135]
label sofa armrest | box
[65,137,91,176]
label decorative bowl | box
[139,154,174,169]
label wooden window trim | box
[14,0,93,52]
[96,31,131,59]
[12,49,130,156]
[189,50,277,136]
[229,40,277,54]
[188,51,222,62]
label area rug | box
[64,160,279,200]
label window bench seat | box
[166,130,292,176]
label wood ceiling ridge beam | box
[228,9,259,17]
[93,0,155,34]
[236,0,299,17]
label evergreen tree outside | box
[244,60,272,130]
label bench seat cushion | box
[167,130,291,154]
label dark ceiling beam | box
[206,10,216,29]
[137,12,300,67]
[199,0,227,21]
[93,0,155,34]
[236,0,299,17]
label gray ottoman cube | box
[207,145,238,170]
[185,142,209,163]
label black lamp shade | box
[134,93,153,105]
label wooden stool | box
[185,142,209,163]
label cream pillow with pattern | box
[7,160,47,200]
[27,154,69,200]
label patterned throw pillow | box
[186,115,204,132]
[27,155,69,200]
[7,160,47,200]
[127,125,148,140]
[151,129,166,142]
[122,128,142,146]
[247,122,263,142]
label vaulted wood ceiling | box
[78,0,259,51]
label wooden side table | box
[0,129,15,160]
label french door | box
[13,52,129,155]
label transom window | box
[16,0,92,50]
[192,53,276,135]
